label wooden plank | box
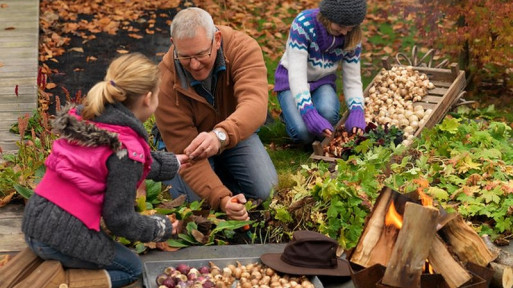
[0,204,25,218]
[422,71,466,130]
[0,142,20,153]
[0,39,34,47]
[0,111,35,122]
[350,187,395,268]
[441,214,498,266]
[420,95,444,104]
[0,29,38,37]
[426,87,447,96]
[0,86,37,97]
[0,47,37,58]
[431,80,453,88]
[0,78,37,87]
[0,204,26,253]
[428,236,472,288]
[0,71,38,78]
[0,65,38,74]
[0,97,37,104]
[0,10,38,20]
[0,21,38,29]
[381,202,439,288]
[0,103,37,112]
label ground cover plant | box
[1,0,512,253]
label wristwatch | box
[212,129,227,147]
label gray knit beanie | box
[319,0,367,26]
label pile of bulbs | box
[364,66,435,146]
[156,261,316,288]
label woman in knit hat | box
[274,0,367,144]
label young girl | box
[274,0,367,144]
[22,53,189,287]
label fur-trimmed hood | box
[52,103,148,151]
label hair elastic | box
[109,80,116,87]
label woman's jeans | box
[278,84,340,144]
[167,133,278,203]
[25,235,142,288]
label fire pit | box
[348,187,497,288]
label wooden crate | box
[311,58,466,162]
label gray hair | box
[170,7,216,40]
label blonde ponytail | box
[81,53,160,120]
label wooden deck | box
[0,0,39,153]
[0,0,39,255]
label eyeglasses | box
[174,38,214,63]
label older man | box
[155,7,277,220]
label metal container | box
[143,257,324,288]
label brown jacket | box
[155,25,269,209]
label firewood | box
[482,234,513,267]
[350,187,395,267]
[490,262,513,288]
[428,235,471,288]
[382,202,439,288]
[440,215,498,266]
[503,266,513,288]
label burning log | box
[381,202,439,288]
[350,187,396,267]
[428,235,472,288]
[440,215,498,266]
[350,187,497,288]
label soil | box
[42,6,183,113]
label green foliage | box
[0,164,21,197]
[1,108,54,200]
[268,107,513,247]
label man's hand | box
[184,131,221,161]
[223,194,249,221]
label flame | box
[414,178,433,207]
[418,190,433,207]
[385,201,403,229]
[423,259,435,274]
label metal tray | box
[143,257,324,288]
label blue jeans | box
[167,133,278,203]
[278,84,340,144]
[25,235,142,288]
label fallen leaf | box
[0,3,8,8]
[0,62,3,67]
[0,192,15,207]
[116,49,129,54]
[155,241,181,252]
[4,27,15,30]
[46,83,57,89]
[128,33,143,39]
[68,47,84,53]
[383,46,394,55]
[15,85,18,97]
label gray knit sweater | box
[22,103,180,266]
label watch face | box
[215,129,226,141]
[217,131,226,141]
